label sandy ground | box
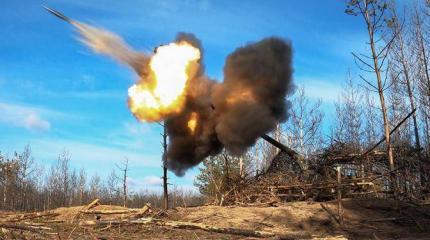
[0,198,429,239]
[169,199,430,239]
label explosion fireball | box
[128,42,200,122]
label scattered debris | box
[0,198,428,239]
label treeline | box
[0,145,202,211]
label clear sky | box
[1,0,373,192]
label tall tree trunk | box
[403,64,422,152]
[364,6,395,189]
[415,10,430,106]
[79,187,83,205]
[223,154,230,187]
[424,110,430,150]
[3,180,6,209]
[122,160,128,208]
[398,38,423,186]
[162,123,169,210]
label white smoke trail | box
[73,22,148,75]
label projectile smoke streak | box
[74,23,149,75]
[46,7,294,176]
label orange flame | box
[128,42,200,122]
[226,89,254,105]
[187,112,198,134]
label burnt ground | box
[1,198,430,239]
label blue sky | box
[0,0,373,192]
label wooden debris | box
[5,212,59,222]
[133,203,152,218]
[79,220,98,226]
[79,202,152,225]
[42,219,64,223]
[0,223,52,234]
[84,198,101,211]
[0,201,427,239]
[72,198,101,222]
[81,209,139,214]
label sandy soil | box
[0,198,429,239]
[169,199,430,239]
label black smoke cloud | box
[75,25,293,176]
[165,35,294,176]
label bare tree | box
[389,70,410,142]
[106,169,119,204]
[413,6,430,106]
[412,5,430,151]
[69,169,77,206]
[161,123,169,210]
[195,152,244,205]
[0,146,205,211]
[346,0,398,189]
[0,153,19,210]
[247,140,266,175]
[285,86,324,164]
[334,72,363,150]
[58,150,71,206]
[363,88,381,146]
[78,168,86,205]
[16,145,37,211]
[389,8,421,151]
[88,174,101,200]
[116,158,129,207]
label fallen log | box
[81,203,152,218]
[0,223,52,234]
[72,198,101,222]
[132,203,152,218]
[81,209,140,214]
[41,219,64,223]
[84,198,101,210]
[5,212,59,222]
